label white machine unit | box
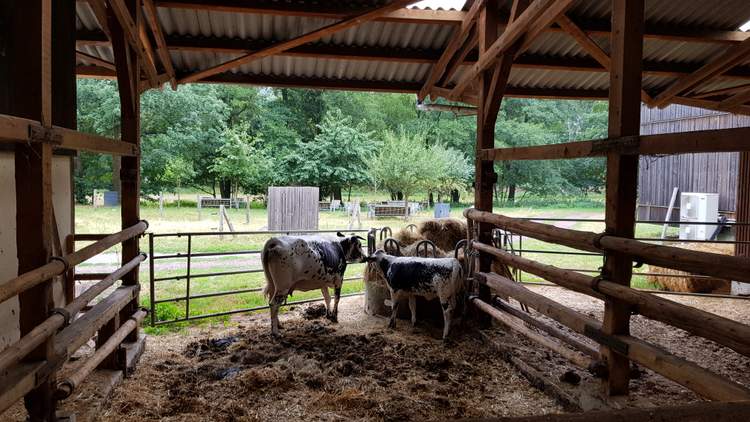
[679,192,719,240]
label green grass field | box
[74,193,670,334]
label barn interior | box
[3,0,750,420]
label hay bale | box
[394,229,425,247]
[417,218,467,252]
[647,243,733,293]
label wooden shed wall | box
[637,104,750,221]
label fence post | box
[149,233,156,327]
[159,192,164,218]
[197,195,202,220]
[186,235,192,320]
[245,196,250,224]
[219,204,225,239]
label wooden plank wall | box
[267,187,319,231]
[638,104,750,221]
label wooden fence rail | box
[0,221,148,305]
[474,272,750,401]
[464,208,750,283]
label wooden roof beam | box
[178,0,415,84]
[556,14,653,104]
[418,0,485,101]
[76,50,116,70]
[108,0,160,87]
[76,1,750,45]
[143,0,177,89]
[451,0,575,98]
[652,37,750,107]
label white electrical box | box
[679,192,719,240]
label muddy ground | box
[93,296,562,422]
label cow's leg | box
[331,286,341,323]
[389,291,401,329]
[321,287,332,318]
[270,293,286,337]
[440,296,455,340]
[408,295,417,327]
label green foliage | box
[279,109,376,199]
[75,78,608,205]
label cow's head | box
[337,232,366,263]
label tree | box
[210,125,273,198]
[162,157,195,206]
[426,144,473,204]
[279,109,375,200]
[369,129,432,212]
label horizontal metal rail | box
[153,292,365,325]
[152,268,264,282]
[152,250,261,260]
[151,228,371,238]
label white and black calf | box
[261,232,365,336]
[366,249,463,340]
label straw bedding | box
[647,243,733,293]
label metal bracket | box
[50,307,72,327]
[28,126,62,145]
[584,324,629,356]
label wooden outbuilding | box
[3,0,750,420]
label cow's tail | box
[261,240,278,301]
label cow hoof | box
[330,314,338,323]
[388,321,396,329]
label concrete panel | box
[0,152,19,353]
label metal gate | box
[148,229,372,326]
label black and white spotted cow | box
[366,249,464,340]
[261,232,365,336]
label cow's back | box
[385,257,458,293]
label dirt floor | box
[91,295,563,422]
[5,288,750,421]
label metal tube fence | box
[148,228,378,326]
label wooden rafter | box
[652,37,750,107]
[108,0,160,87]
[143,0,177,89]
[556,14,653,104]
[451,0,576,98]
[692,83,750,99]
[418,0,486,101]
[178,0,415,84]
[76,29,750,80]
[111,0,750,46]
[86,0,111,37]
[76,50,116,70]
[439,29,478,88]
[717,85,750,109]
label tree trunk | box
[348,186,352,201]
[451,189,460,204]
[219,179,232,199]
[332,186,342,201]
[429,192,434,207]
[396,191,403,200]
[507,184,517,203]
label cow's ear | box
[337,231,345,237]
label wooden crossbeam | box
[108,0,159,87]
[692,83,750,99]
[478,127,750,161]
[451,0,576,98]
[86,0,110,37]
[143,0,177,89]
[653,37,750,107]
[672,95,750,116]
[438,28,478,88]
[178,0,415,84]
[556,14,653,104]
[418,0,485,101]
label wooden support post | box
[602,0,644,396]
[109,0,142,345]
[474,0,499,320]
[734,152,750,295]
[2,0,73,419]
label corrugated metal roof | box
[75,0,750,104]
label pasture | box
[74,197,668,334]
